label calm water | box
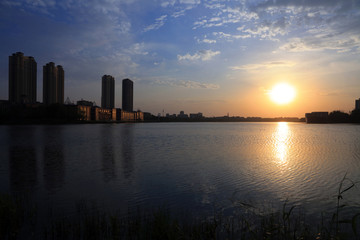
[1,122,360,219]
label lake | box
[0,122,359,221]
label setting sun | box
[269,83,296,105]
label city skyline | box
[0,1,359,117]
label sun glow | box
[269,83,296,105]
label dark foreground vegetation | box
[1,175,359,240]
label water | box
[1,122,360,220]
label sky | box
[0,0,359,117]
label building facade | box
[43,62,64,105]
[101,75,115,109]
[356,98,360,110]
[122,78,133,112]
[9,52,37,104]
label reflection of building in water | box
[8,126,38,193]
[9,52,37,104]
[305,112,329,123]
[42,126,65,192]
[101,125,116,182]
[121,125,134,179]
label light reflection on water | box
[273,122,290,168]
[0,122,360,220]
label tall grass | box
[1,175,359,239]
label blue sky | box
[0,0,359,117]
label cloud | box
[176,80,219,89]
[177,50,221,61]
[160,0,176,8]
[280,34,360,53]
[125,43,149,55]
[144,14,168,32]
[192,6,258,29]
[154,79,219,89]
[196,36,216,44]
[179,0,200,5]
[230,61,296,71]
[213,32,251,41]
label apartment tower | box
[101,75,115,109]
[43,62,64,105]
[122,78,133,112]
[9,52,37,104]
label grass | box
[1,175,359,240]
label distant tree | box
[328,111,350,123]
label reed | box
[1,175,359,240]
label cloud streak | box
[154,79,219,89]
[230,61,296,71]
[178,50,220,61]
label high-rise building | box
[356,98,360,110]
[101,75,115,109]
[122,78,133,112]
[43,62,64,105]
[9,52,37,104]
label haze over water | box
[1,122,360,220]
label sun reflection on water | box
[273,122,291,167]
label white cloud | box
[230,61,296,71]
[154,79,219,89]
[177,50,221,61]
[177,80,219,89]
[213,32,251,41]
[179,0,200,5]
[160,0,176,7]
[144,14,168,32]
[125,43,149,55]
[280,33,360,53]
[196,36,216,44]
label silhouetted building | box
[77,99,94,107]
[9,52,37,104]
[305,112,329,123]
[43,62,64,105]
[356,98,360,110]
[178,111,188,118]
[122,78,133,112]
[190,112,203,119]
[101,75,115,109]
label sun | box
[269,83,296,105]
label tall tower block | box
[101,75,115,109]
[9,52,37,104]
[43,62,64,105]
[122,78,133,112]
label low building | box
[114,109,144,122]
[77,105,92,121]
[190,112,203,119]
[77,99,94,107]
[91,107,112,121]
[305,112,329,123]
